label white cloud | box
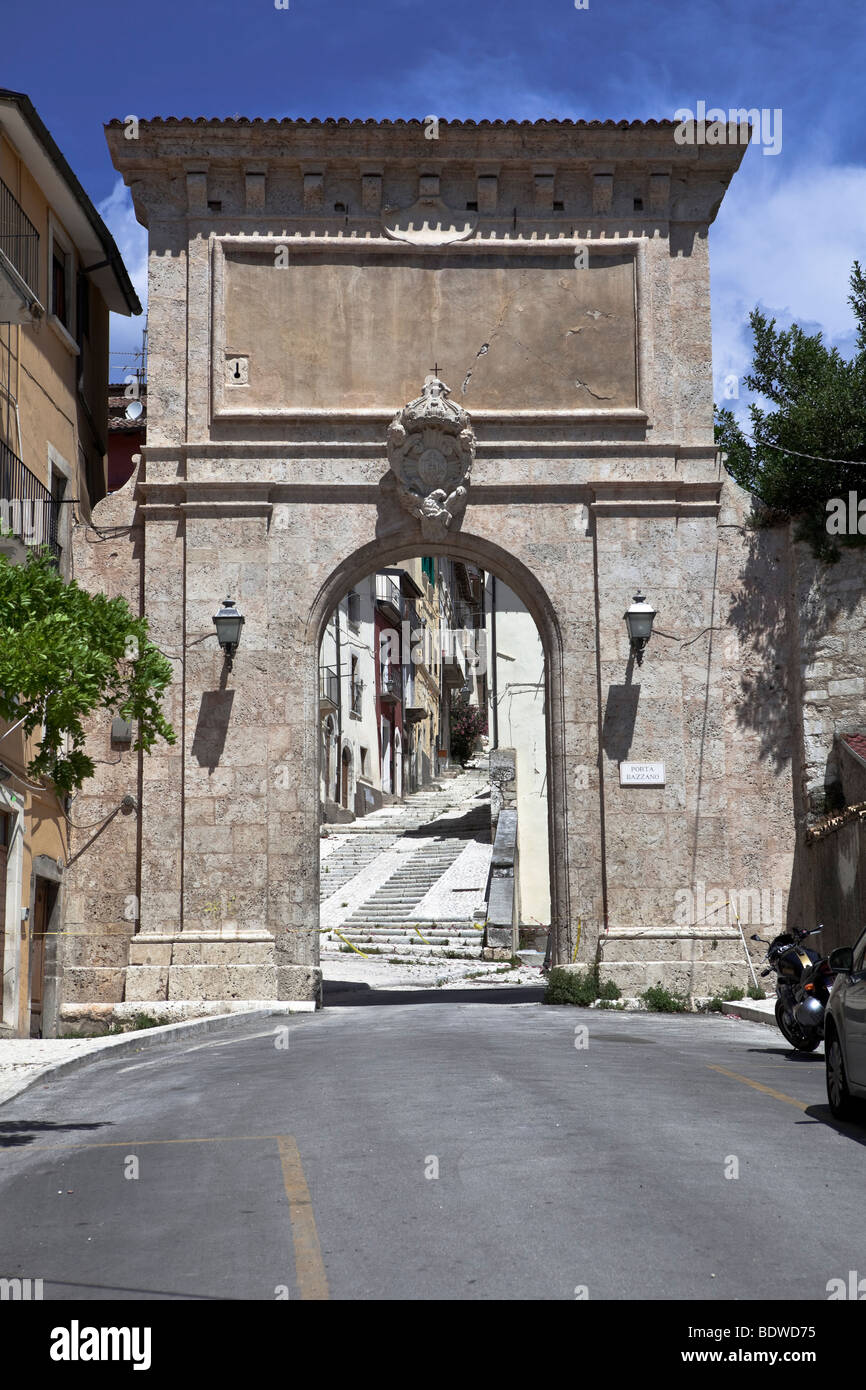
[98,178,148,373]
[371,47,593,123]
[711,158,866,413]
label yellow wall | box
[1,130,108,508]
[0,129,111,1034]
[396,556,443,775]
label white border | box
[210,234,646,424]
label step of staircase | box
[320,768,492,947]
[325,940,483,959]
[328,925,481,939]
[322,780,488,837]
[319,834,398,901]
[340,839,472,926]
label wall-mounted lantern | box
[212,596,245,669]
[624,590,656,666]
[111,717,133,744]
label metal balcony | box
[0,179,42,321]
[375,573,404,622]
[441,628,469,688]
[403,667,427,722]
[379,667,402,704]
[319,665,339,712]
[0,441,61,559]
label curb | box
[0,1003,315,1109]
[721,1000,777,1026]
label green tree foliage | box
[449,689,487,765]
[0,550,176,793]
[715,261,866,561]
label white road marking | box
[182,1029,279,1053]
[117,1029,284,1071]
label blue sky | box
[3,0,865,409]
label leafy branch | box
[0,550,176,793]
[715,260,866,561]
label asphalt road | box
[1,992,864,1301]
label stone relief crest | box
[386,377,475,539]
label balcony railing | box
[380,667,402,704]
[375,573,404,621]
[0,440,61,559]
[441,628,469,688]
[0,179,40,295]
[319,665,339,710]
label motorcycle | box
[750,925,836,1053]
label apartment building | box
[484,574,551,928]
[0,90,140,1035]
[318,559,483,820]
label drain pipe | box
[335,607,342,804]
[490,573,499,748]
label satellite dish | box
[125,399,143,421]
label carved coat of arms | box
[386,377,475,540]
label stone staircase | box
[332,925,484,959]
[319,834,397,902]
[321,768,491,959]
[323,780,477,835]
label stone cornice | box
[133,475,723,517]
[105,116,747,172]
[140,439,717,461]
[142,440,718,460]
[106,118,745,232]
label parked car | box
[824,927,866,1119]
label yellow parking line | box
[277,1136,330,1301]
[708,1064,809,1112]
[7,1133,289,1153]
[4,1129,330,1300]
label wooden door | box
[29,877,53,1038]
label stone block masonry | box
[46,116,862,1028]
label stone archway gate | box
[56,117,798,1029]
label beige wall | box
[0,128,112,1034]
[53,116,830,1021]
[489,576,550,927]
[396,555,442,781]
[0,131,109,514]
[223,249,636,412]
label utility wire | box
[736,432,866,468]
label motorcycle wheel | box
[775,999,820,1052]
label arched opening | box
[321,715,335,805]
[312,533,570,976]
[341,746,352,810]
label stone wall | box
[839,743,866,805]
[51,115,827,1022]
[60,468,144,1028]
[489,748,517,840]
[788,538,866,813]
[799,812,866,959]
